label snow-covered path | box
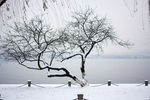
[0,84,150,100]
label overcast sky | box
[0,0,150,56]
[88,0,150,56]
[0,0,150,84]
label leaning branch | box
[85,42,95,58]
[61,53,82,62]
[0,0,7,7]
[48,74,68,77]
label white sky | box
[88,0,150,55]
[0,0,150,56]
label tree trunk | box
[74,78,86,87]
[81,56,86,79]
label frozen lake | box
[0,58,150,84]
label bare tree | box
[60,8,131,80]
[0,9,131,87]
[0,17,86,87]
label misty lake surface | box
[0,58,150,84]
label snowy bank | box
[0,84,150,100]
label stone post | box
[27,80,32,87]
[77,94,83,100]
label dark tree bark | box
[0,0,7,7]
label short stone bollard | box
[77,94,83,100]
[68,81,71,87]
[108,80,111,86]
[145,80,149,86]
[27,80,32,87]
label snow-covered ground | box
[0,84,150,100]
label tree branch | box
[0,0,7,7]
[85,42,95,58]
[61,54,82,62]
